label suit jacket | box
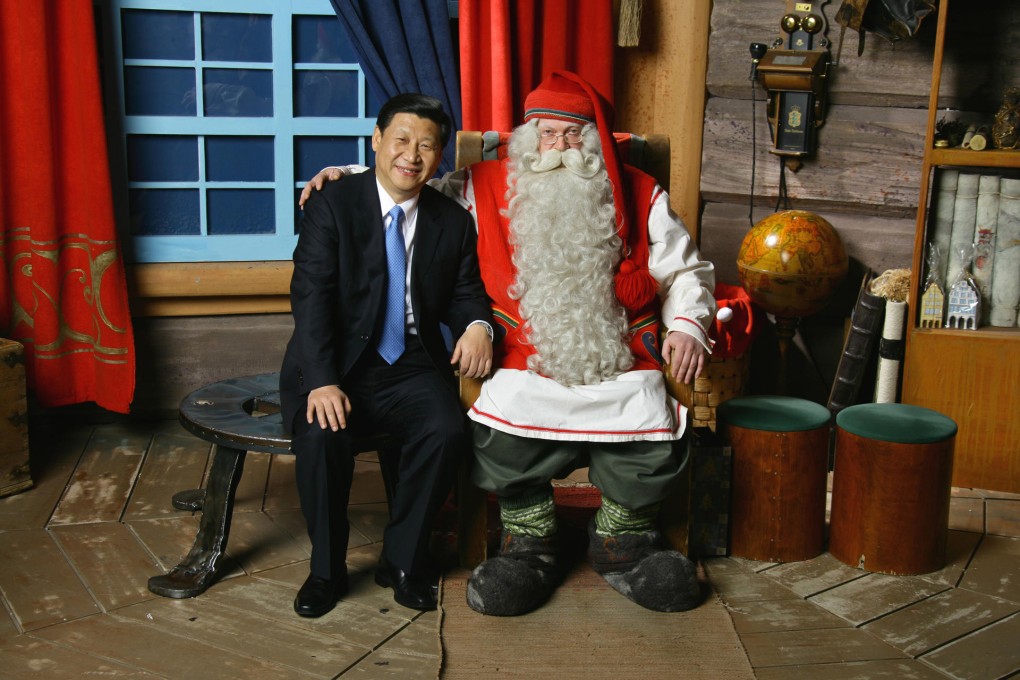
[279,169,491,431]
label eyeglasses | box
[539,128,584,145]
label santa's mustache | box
[520,147,602,178]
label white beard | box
[505,124,634,386]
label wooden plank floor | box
[3,416,1020,679]
[0,418,439,679]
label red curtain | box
[0,0,135,413]
[460,0,615,131]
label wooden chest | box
[0,338,32,497]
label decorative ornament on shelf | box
[736,210,848,392]
[945,243,981,330]
[992,86,1020,150]
[919,242,945,328]
[934,116,968,148]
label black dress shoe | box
[375,561,437,611]
[294,574,345,618]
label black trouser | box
[291,337,464,581]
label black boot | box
[466,532,560,616]
[587,520,702,612]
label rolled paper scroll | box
[874,301,906,403]
[990,178,1020,326]
[947,173,979,286]
[973,175,1001,323]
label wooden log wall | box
[697,0,1020,400]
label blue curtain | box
[330,0,461,174]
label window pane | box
[294,70,358,117]
[293,16,358,63]
[127,135,198,181]
[295,136,360,181]
[206,137,274,181]
[207,190,275,234]
[201,13,272,62]
[203,69,273,117]
[122,9,194,60]
[130,189,200,235]
[125,66,196,116]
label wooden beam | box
[128,262,292,298]
[131,296,291,318]
[615,0,711,241]
[126,262,293,317]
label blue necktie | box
[377,205,406,364]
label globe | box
[737,210,848,318]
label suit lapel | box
[353,172,386,307]
[411,187,442,289]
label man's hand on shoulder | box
[299,167,346,210]
[306,385,352,431]
[662,330,707,385]
[452,323,493,379]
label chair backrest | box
[454,130,671,192]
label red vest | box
[468,159,664,373]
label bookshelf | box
[902,0,1020,493]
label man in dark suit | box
[279,93,493,618]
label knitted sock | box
[500,488,557,538]
[594,495,658,537]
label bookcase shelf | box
[930,148,1020,170]
[902,0,1020,493]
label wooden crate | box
[1,338,32,497]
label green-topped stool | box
[829,403,957,575]
[717,395,832,562]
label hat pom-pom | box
[614,260,658,311]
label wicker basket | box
[670,353,750,431]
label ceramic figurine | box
[920,281,945,328]
[920,243,945,328]
[946,279,980,329]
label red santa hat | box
[523,71,657,311]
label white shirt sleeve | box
[646,187,717,350]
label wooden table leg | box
[148,444,246,598]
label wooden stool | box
[148,373,401,598]
[829,403,956,575]
[717,395,831,562]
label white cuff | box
[467,320,494,341]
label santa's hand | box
[662,331,707,385]
[451,324,493,378]
[299,166,345,209]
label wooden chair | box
[452,130,692,567]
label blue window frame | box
[104,0,380,263]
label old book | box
[973,174,1001,323]
[947,172,980,286]
[828,272,885,414]
[990,177,1020,327]
[929,168,959,285]
[1,338,32,498]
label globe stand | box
[773,315,800,395]
[737,210,849,397]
